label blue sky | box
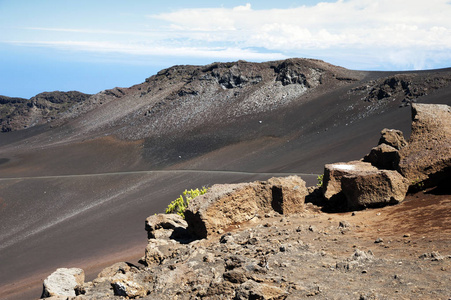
[1,0,451,98]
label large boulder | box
[363,143,401,170]
[322,161,378,201]
[41,268,84,298]
[398,103,451,189]
[184,176,308,238]
[341,170,410,210]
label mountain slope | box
[0,58,451,299]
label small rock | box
[223,270,247,284]
[339,221,351,228]
[431,251,445,261]
[203,253,215,263]
[351,249,374,261]
[220,233,234,244]
[235,280,288,300]
[374,237,384,244]
[112,279,148,298]
[42,268,85,298]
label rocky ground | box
[41,191,451,300]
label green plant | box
[317,174,324,187]
[165,187,208,218]
[411,178,424,190]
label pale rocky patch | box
[41,268,84,298]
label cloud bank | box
[5,0,451,70]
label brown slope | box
[0,59,451,299]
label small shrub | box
[411,178,424,190]
[165,187,208,218]
[317,174,324,187]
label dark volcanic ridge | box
[0,91,92,132]
[3,58,451,139]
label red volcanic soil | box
[0,59,450,299]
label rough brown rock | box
[185,176,307,238]
[144,239,179,266]
[145,213,187,239]
[363,143,401,170]
[95,262,137,281]
[266,176,307,214]
[235,280,288,300]
[322,161,378,201]
[41,268,84,298]
[398,103,451,188]
[112,279,148,298]
[341,170,409,210]
[378,128,407,150]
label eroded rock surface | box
[364,143,401,170]
[378,128,407,150]
[341,170,409,210]
[145,213,187,239]
[398,103,451,189]
[184,176,308,238]
[322,161,378,201]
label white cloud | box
[147,0,451,69]
[5,1,451,70]
[6,40,286,61]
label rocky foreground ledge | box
[40,104,450,299]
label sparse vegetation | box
[412,178,425,190]
[317,174,324,187]
[165,187,208,218]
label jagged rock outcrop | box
[363,128,406,170]
[0,91,92,132]
[398,103,451,189]
[378,128,407,150]
[364,128,407,170]
[41,268,84,298]
[352,73,451,106]
[184,176,308,238]
[341,170,409,210]
[323,104,450,209]
[364,143,400,170]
